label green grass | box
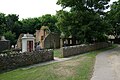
[0,45,117,80]
[54,49,62,58]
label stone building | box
[0,36,10,51]
[36,26,60,49]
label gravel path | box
[91,45,120,80]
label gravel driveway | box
[91,45,120,80]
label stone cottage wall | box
[61,42,111,57]
[0,41,10,52]
[0,50,53,71]
[44,33,60,49]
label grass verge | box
[0,45,117,80]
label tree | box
[39,14,60,33]
[56,0,110,43]
[0,13,19,45]
[20,18,41,34]
[12,21,23,38]
[5,14,19,32]
[56,10,72,38]
[3,31,16,45]
[0,13,6,36]
[106,0,120,39]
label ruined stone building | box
[16,34,23,49]
[16,26,60,51]
[36,26,60,49]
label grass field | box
[0,45,116,80]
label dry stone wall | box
[61,42,111,57]
[0,50,53,71]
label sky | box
[0,0,118,20]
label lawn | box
[54,49,62,58]
[0,45,116,80]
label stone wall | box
[44,33,60,49]
[0,41,10,52]
[0,50,53,71]
[61,42,111,57]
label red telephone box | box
[27,41,33,52]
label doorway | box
[27,41,33,52]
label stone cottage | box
[36,26,60,49]
[0,36,10,51]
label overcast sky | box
[0,0,118,20]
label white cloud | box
[0,0,118,19]
[0,0,62,19]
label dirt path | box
[91,45,120,80]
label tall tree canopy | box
[20,18,41,34]
[0,13,6,35]
[5,14,19,32]
[56,0,110,43]
[106,0,120,39]
[0,13,19,45]
[38,14,60,33]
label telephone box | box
[22,34,35,52]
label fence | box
[61,42,111,57]
[0,50,53,71]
